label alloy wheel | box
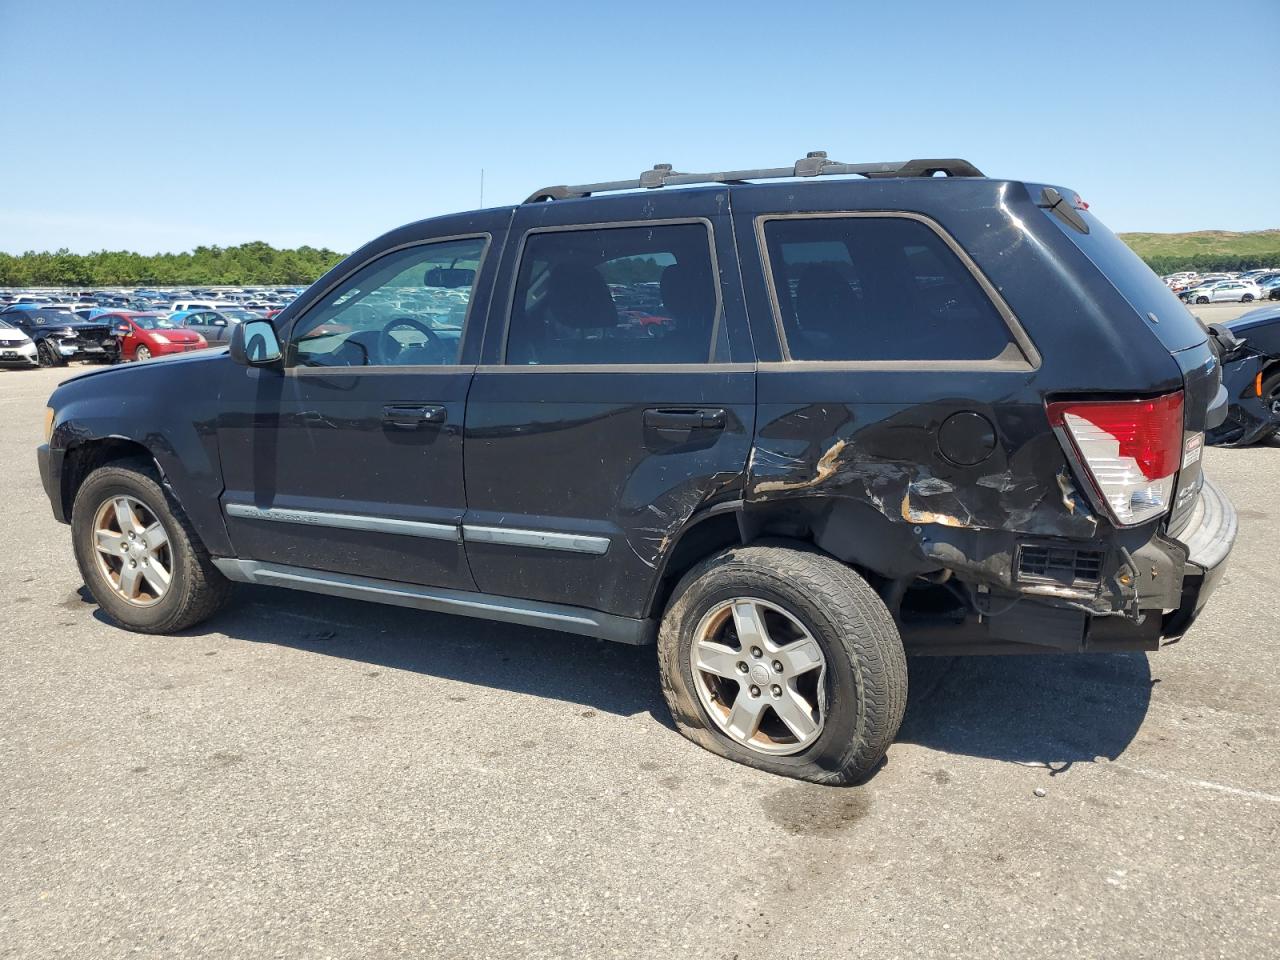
[690,597,827,756]
[136,346,152,361]
[91,495,172,606]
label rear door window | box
[761,216,1015,362]
[505,222,721,365]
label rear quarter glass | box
[1039,196,1207,354]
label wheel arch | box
[643,495,933,619]
[61,437,159,521]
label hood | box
[0,329,32,344]
[1222,303,1280,332]
[58,344,228,385]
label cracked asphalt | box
[2,320,1277,959]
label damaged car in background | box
[1205,304,1280,446]
[38,153,1237,785]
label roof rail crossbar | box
[524,152,984,203]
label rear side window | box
[505,222,721,365]
[761,216,1014,362]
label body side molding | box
[211,558,653,645]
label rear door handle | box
[382,404,447,429]
[643,407,727,431]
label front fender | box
[47,353,234,556]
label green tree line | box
[0,242,346,287]
[1,242,1274,289]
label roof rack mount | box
[524,152,984,203]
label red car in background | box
[100,312,208,361]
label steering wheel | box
[376,316,443,364]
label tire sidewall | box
[662,556,867,779]
[72,467,190,632]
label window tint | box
[506,222,719,365]
[762,216,1014,362]
[292,236,485,367]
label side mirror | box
[229,319,282,366]
[111,323,130,336]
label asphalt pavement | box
[1,315,1277,959]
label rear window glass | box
[761,216,1013,361]
[1044,206,1207,353]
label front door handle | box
[643,407,727,431]
[382,404,447,429]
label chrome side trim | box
[224,502,460,542]
[210,559,653,645]
[462,524,610,556]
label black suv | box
[38,154,1237,784]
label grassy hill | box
[1119,229,1280,274]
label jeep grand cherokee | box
[37,153,1236,784]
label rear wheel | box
[1242,294,1255,303]
[657,544,907,785]
[71,460,231,633]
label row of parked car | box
[1161,269,1280,303]
[0,301,273,368]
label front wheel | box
[135,346,152,361]
[37,341,65,367]
[1196,296,1210,304]
[71,459,231,633]
[657,544,907,785]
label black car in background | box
[1206,304,1280,445]
[37,154,1237,785]
[1,308,121,366]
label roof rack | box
[524,152,985,203]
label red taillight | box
[1046,392,1184,526]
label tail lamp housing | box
[1046,392,1184,527]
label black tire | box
[1242,294,1254,303]
[657,543,907,785]
[1257,372,1280,445]
[37,341,65,367]
[71,459,231,633]
[1196,296,1210,304]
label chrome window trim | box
[753,211,1041,370]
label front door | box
[462,191,756,619]
[216,216,505,589]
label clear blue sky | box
[1,0,1277,254]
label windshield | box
[131,315,177,330]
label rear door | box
[461,189,756,618]
[215,212,506,589]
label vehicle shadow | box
[85,586,1153,769]
[897,653,1153,772]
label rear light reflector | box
[1046,392,1184,526]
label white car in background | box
[1181,279,1263,304]
[0,317,39,368]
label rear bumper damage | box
[899,478,1236,655]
